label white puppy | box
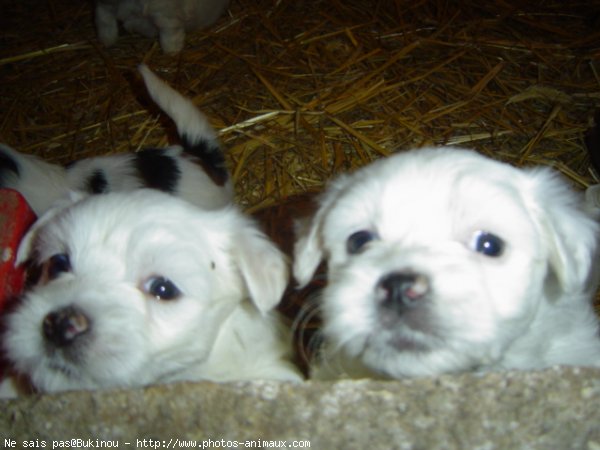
[95,0,230,53]
[3,188,302,393]
[0,65,232,217]
[294,147,600,379]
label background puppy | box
[294,147,600,379]
[0,64,232,216]
[95,0,230,53]
[3,189,301,393]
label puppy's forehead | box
[323,149,529,235]
[31,191,227,261]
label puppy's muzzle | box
[376,272,430,313]
[43,306,90,347]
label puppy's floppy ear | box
[16,191,85,265]
[522,168,599,295]
[293,213,325,288]
[293,174,351,287]
[233,218,289,313]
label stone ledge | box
[1,367,599,449]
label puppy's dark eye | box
[47,254,71,280]
[144,276,182,301]
[347,230,378,254]
[470,231,505,257]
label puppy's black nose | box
[377,272,429,312]
[43,306,90,347]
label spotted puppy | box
[0,64,232,216]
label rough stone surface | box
[0,367,599,449]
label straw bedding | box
[1,0,599,316]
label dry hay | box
[1,0,600,313]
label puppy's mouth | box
[383,332,432,353]
[46,358,83,380]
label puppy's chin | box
[320,303,489,379]
[27,361,121,393]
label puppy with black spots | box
[0,64,232,216]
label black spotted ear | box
[292,215,324,288]
[522,168,599,295]
[16,191,85,266]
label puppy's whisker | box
[291,297,321,336]
[292,296,323,368]
[315,338,361,380]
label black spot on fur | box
[181,135,229,187]
[86,170,109,194]
[135,149,181,193]
[0,150,20,185]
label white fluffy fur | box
[4,189,301,393]
[294,147,600,379]
[95,0,230,53]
